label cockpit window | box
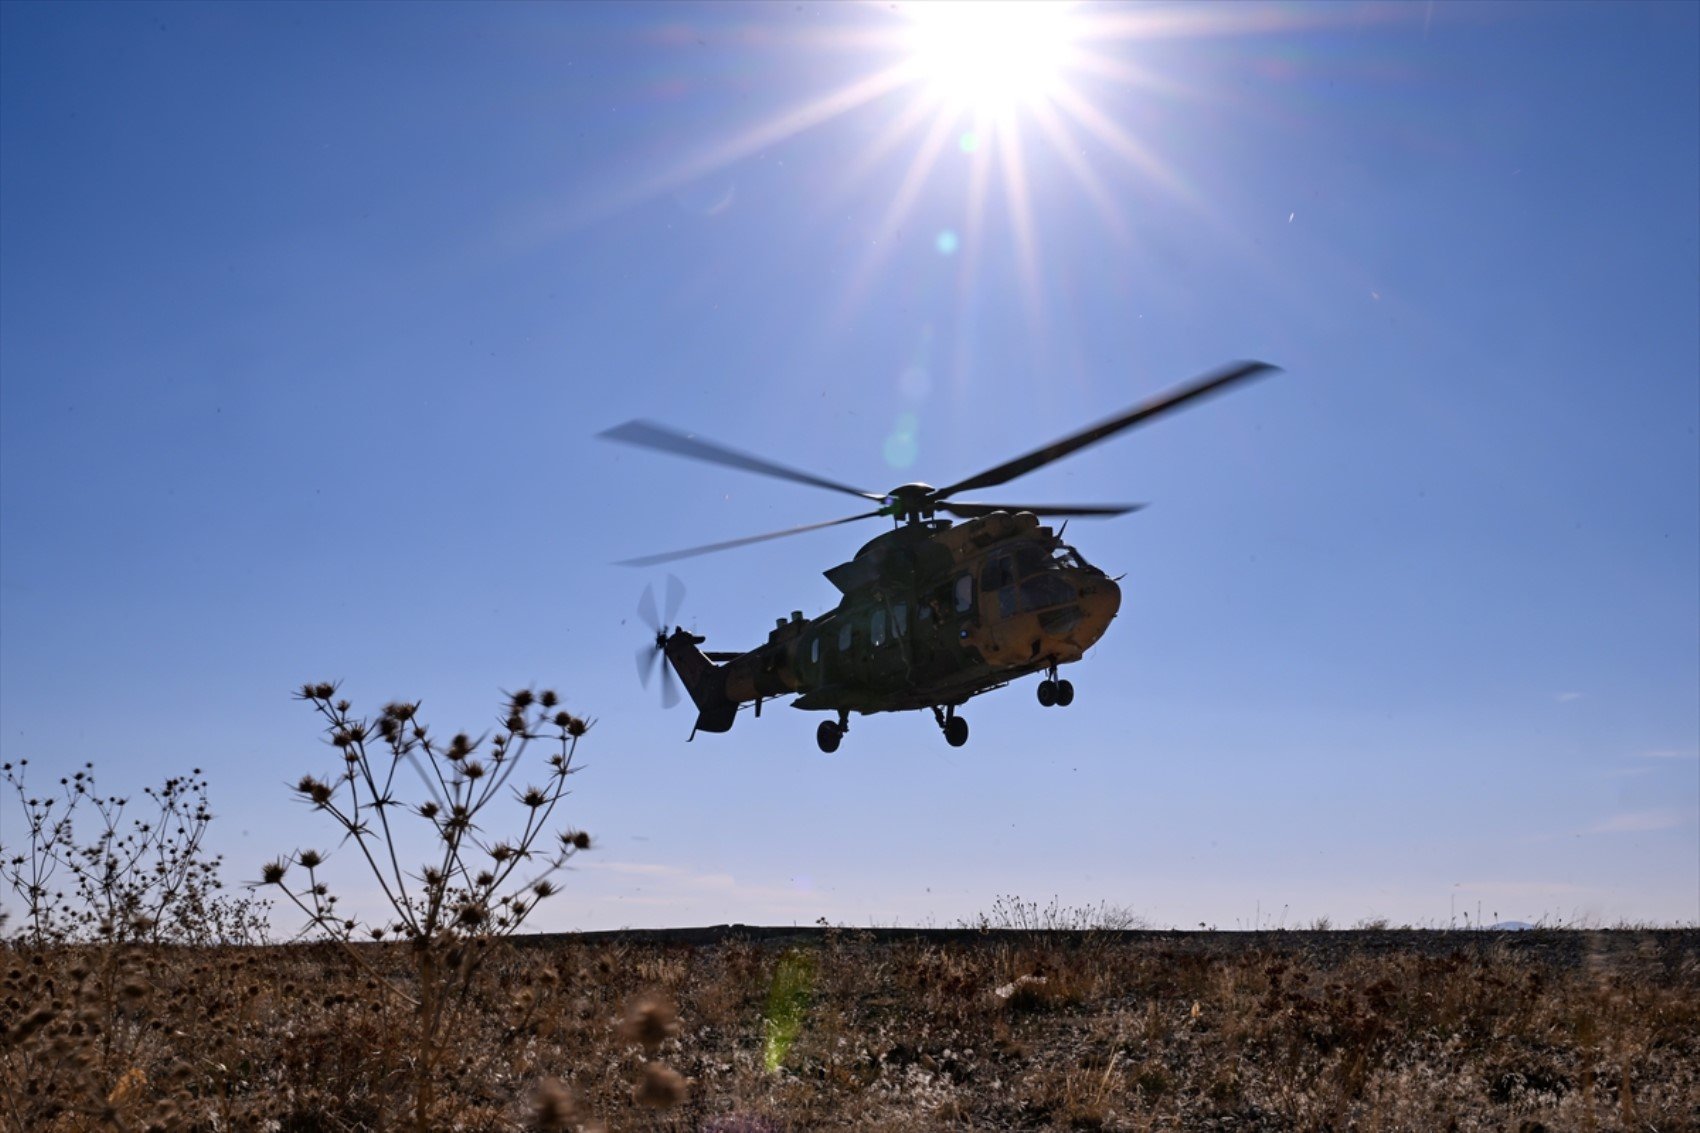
[1015,544,1049,579]
[1021,573,1075,612]
[1052,546,1083,570]
[870,608,886,646]
[981,554,1013,591]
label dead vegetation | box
[3,690,1695,1130]
[1,927,1695,1131]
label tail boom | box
[662,629,738,734]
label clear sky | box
[2,1,1696,933]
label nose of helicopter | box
[1073,571,1122,650]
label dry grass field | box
[3,925,1696,1132]
[5,701,1695,1129]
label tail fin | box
[663,629,737,734]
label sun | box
[902,1,1078,114]
[591,0,1233,340]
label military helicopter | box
[602,360,1277,752]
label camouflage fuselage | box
[669,512,1121,732]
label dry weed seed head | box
[528,1076,578,1131]
[632,1061,687,1108]
[16,1005,56,1039]
[295,776,333,806]
[622,995,679,1053]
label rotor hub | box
[883,482,939,521]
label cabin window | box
[954,574,973,613]
[838,622,853,652]
[1015,544,1049,579]
[870,608,886,646]
[981,554,1013,591]
[810,636,821,665]
[1021,573,1075,611]
[892,602,908,638]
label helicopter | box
[601,360,1278,752]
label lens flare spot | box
[884,411,921,469]
[958,130,980,153]
[762,950,814,1073]
[935,229,960,255]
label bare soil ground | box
[4,927,1696,1131]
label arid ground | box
[3,926,1696,1132]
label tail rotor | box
[635,574,687,709]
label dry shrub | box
[263,683,595,1131]
[0,928,1695,1131]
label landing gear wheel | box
[943,716,969,747]
[1037,680,1057,707]
[816,720,842,754]
[1054,679,1075,707]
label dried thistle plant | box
[632,1060,687,1109]
[264,682,594,1130]
[1,760,267,947]
[621,994,680,1054]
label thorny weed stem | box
[1,761,259,947]
[266,683,593,1131]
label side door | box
[865,592,910,686]
[977,551,1021,661]
[911,573,969,679]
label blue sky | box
[2,0,1695,932]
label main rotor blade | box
[934,361,1279,499]
[600,420,885,503]
[615,510,884,567]
[939,501,1146,519]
